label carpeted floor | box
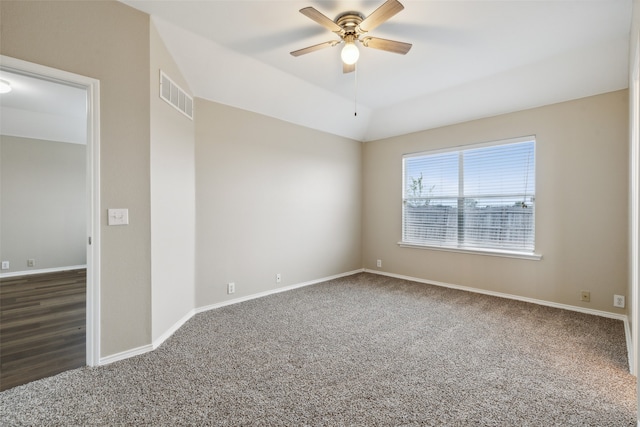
[0,273,636,425]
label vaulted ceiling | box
[9,1,630,143]
[121,0,631,141]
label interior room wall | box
[0,136,86,273]
[363,90,629,314]
[0,0,152,356]
[195,99,362,307]
[149,21,196,343]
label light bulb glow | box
[341,42,360,65]
[0,80,11,94]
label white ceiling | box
[0,1,631,144]
[122,0,632,141]
[0,69,87,144]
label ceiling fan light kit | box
[291,0,412,73]
[341,36,359,65]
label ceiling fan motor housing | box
[336,12,365,36]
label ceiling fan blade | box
[361,37,412,54]
[358,0,404,33]
[299,7,343,34]
[290,40,340,57]
[343,62,356,74]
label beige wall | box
[0,1,152,356]
[195,99,362,306]
[363,90,629,314]
[0,0,362,358]
[0,136,86,273]
[150,21,196,342]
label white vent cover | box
[159,70,193,120]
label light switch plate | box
[108,208,129,226]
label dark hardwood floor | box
[1,269,86,391]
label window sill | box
[397,242,543,261]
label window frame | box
[399,136,542,261]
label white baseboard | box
[195,269,365,315]
[99,308,196,366]
[98,268,634,374]
[99,269,364,365]
[365,269,628,321]
[366,269,634,372]
[0,265,87,279]
[99,343,154,366]
[152,309,196,350]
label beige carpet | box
[1,273,636,425]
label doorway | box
[0,56,100,387]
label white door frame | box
[0,55,101,366]
[631,36,639,377]
[631,34,640,427]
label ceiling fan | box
[290,0,412,73]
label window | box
[402,136,536,257]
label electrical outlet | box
[27,259,35,267]
[614,294,625,308]
[1,261,9,270]
[580,290,591,302]
[227,282,235,294]
[376,259,382,268]
[276,273,281,284]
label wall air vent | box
[159,70,193,120]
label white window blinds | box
[402,136,536,254]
